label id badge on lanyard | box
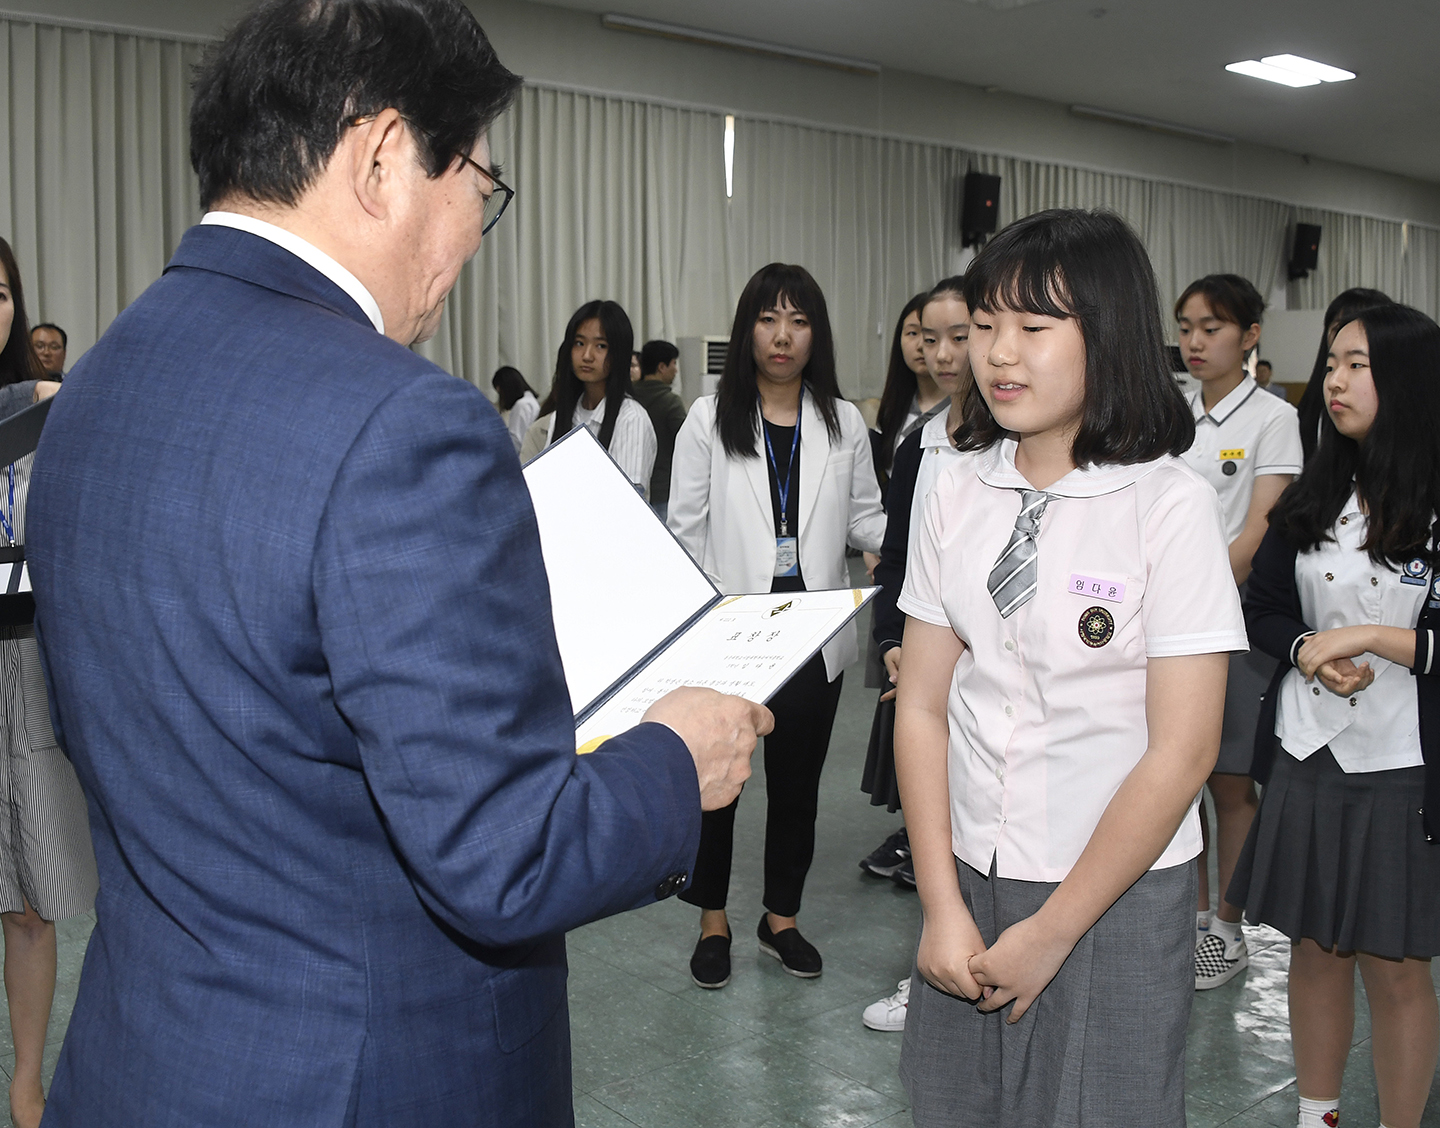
[763,391,802,579]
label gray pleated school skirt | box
[1227,745,1440,959]
[901,856,1195,1128]
[1215,647,1277,775]
[0,628,97,921]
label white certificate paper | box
[522,428,877,751]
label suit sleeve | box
[312,374,701,948]
[872,430,923,655]
[1242,524,1313,667]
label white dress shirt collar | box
[201,212,385,335]
[1189,375,1259,426]
[977,437,1165,499]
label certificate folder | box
[521,427,877,751]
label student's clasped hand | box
[968,913,1076,1023]
[916,910,987,1003]
[1297,627,1377,697]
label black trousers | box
[680,654,844,917]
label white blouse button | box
[995,765,1005,781]
[1340,516,1349,525]
[1313,686,1321,696]
[1371,576,1379,586]
[1325,573,1334,581]
[1350,697,1358,707]
[1004,639,1016,652]
[1004,704,1015,717]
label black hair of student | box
[189,0,522,210]
[1269,303,1440,568]
[1173,274,1265,335]
[715,263,843,459]
[31,322,67,348]
[873,291,933,477]
[954,208,1194,464]
[0,238,46,388]
[640,339,678,377]
[1257,359,1272,368]
[1296,287,1392,462]
[490,365,533,411]
[549,300,634,451]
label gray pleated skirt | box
[901,856,1195,1128]
[0,628,97,921]
[1227,745,1440,959]
[1216,646,1277,775]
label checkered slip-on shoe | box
[1194,931,1248,990]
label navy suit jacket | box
[27,225,702,1127]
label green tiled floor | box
[6,594,1440,1126]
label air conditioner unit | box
[676,336,729,408]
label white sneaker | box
[1194,932,1248,990]
[862,977,910,1031]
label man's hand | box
[643,688,772,810]
[880,645,901,703]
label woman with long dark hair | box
[528,300,656,490]
[1230,303,1440,1128]
[1295,287,1390,462]
[668,263,885,989]
[0,236,93,1128]
[491,365,537,454]
[872,292,946,486]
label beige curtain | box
[4,13,1436,399]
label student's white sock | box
[1297,1094,1339,1127]
[1196,910,1212,932]
[1211,915,1243,946]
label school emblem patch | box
[1401,557,1430,585]
[1078,606,1115,648]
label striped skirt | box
[0,627,97,920]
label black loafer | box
[690,930,732,989]
[757,914,822,978]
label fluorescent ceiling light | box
[1225,59,1320,87]
[1261,54,1356,83]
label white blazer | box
[668,391,886,680]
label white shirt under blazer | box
[899,440,1248,882]
[1276,494,1428,773]
[668,390,886,681]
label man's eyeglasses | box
[346,115,514,235]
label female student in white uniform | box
[1175,275,1304,988]
[1230,303,1440,1128]
[534,300,656,491]
[872,292,948,489]
[861,276,971,1032]
[894,209,1245,1127]
[668,262,886,989]
[491,366,539,454]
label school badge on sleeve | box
[1078,606,1115,648]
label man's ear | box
[349,108,408,221]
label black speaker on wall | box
[962,171,1002,248]
[1288,223,1322,280]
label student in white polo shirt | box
[894,209,1245,1128]
[1175,274,1304,989]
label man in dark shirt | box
[631,339,688,518]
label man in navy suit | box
[25,1,768,1124]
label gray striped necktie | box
[987,490,1053,618]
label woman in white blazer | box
[668,263,885,989]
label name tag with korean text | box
[1068,573,1125,603]
[1218,448,1246,461]
[774,537,799,578]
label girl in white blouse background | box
[894,209,1244,1127]
[534,300,656,492]
[1231,303,1440,1128]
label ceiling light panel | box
[1260,54,1356,83]
[1225,59,1321,87]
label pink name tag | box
[1068,574,1126,603]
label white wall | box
[1260,309,1327,390]
[16,0,1440,228]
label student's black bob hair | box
[873,291,931,477]
[190,0,522,210]
[715,264,843,459]
[1174,274,1265,334]
[548,300,634,451]
[1269,303,1440,568]
[1296,286,1392,463]
[0,238,45,388]
[490,365,533,411]
[954,208,1193,464]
